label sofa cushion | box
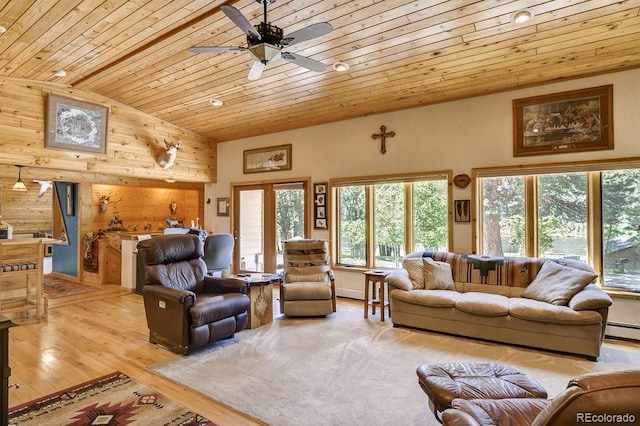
[423,257,455,290]
[509,298,603,325]
[455,292,510,317]
[521,260,597,306]
[568,283,612,311]
[402,257,425,289]
[391,288,459,308]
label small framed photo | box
[454,199,470,223]
[217,197,230,216]
[314,182,328,229]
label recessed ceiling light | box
[333,61,349,72]
[165,178,176,183]
[210,99,224,107]
[54,70,67,77]
[511,8,534,24]
[0,26,6,34]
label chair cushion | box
[283,281,332,301]
[190,293,250,327]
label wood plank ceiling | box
[1,0,639,143]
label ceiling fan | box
[189,0,333,80]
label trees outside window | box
[478,162,640,292]
[335,174,449,269]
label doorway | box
[232,179,310,274]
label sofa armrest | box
[568,284,613,311]
[202,276,248,294]
[386,269,413,291]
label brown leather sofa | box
[441,369,640,425]
[137,234,250,355]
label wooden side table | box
[363,270,391,321]
[234,274,281,329]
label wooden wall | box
[90,184,201,233]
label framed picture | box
[314,182,328,229]
[513,85,613,157]
[217,197,230,216]
[46,94,109,155]
[65,184,75,216]
[454,199,470,223]
[243,144,292,173]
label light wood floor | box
[7,286,267,425]
[8,286,640,425]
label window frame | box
[473,156,640,292]
[330,170,453,271]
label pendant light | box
[12,165,27,192]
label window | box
[476,158,640,293]
[333,172,450,269]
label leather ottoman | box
[416,362,548,422]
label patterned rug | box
[43,275,103,299]
[8,371,216,425]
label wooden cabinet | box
[0,240,44,322]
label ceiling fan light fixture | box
[511,8,534,24]
[210,99,224,107]
[248,43,282,64]
[333,61,349,72]
[12,165,27,192]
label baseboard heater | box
[605,321,640,341]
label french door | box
[232,180,310,274]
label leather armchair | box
[441,369,640,426]
[137,234,250,355]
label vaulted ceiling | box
[1,1,639,143]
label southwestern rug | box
[149,302,640,426]
[43,274,103,299]
[8,371,216,425]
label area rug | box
[148,302,640,426]
[44,274,103,299]
[8,371,216,425]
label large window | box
[476,159,640,292]
[334,173,450,269]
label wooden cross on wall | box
[371,125,396,154]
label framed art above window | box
[243,144,292,174]
[45,94,109,155]
[513,85,613,157]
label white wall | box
[209,68,640,299]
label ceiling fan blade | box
[281,22,333,46]
[220,4,261,40]
[281,52,326,72]
[248,61,266,80]
[188,46,246,53]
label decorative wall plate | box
[453,174,471,188]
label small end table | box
[363,270,391,322]
[234,274,281,329]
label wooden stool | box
[363,270,391,321]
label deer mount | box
[98,195,122,213]
[157,139,182,170]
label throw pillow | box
[521,260,597,306]
[423,257,455,290]
[402,257,425,289]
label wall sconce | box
[12,165,27,192]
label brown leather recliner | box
[441,369,640,426]
[137,234,250,355]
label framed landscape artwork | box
[513,85,613,157]
[243,144,292,174]
[46,94,109,155]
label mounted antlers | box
[157,139,182,170]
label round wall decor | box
[453,174,471,188]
